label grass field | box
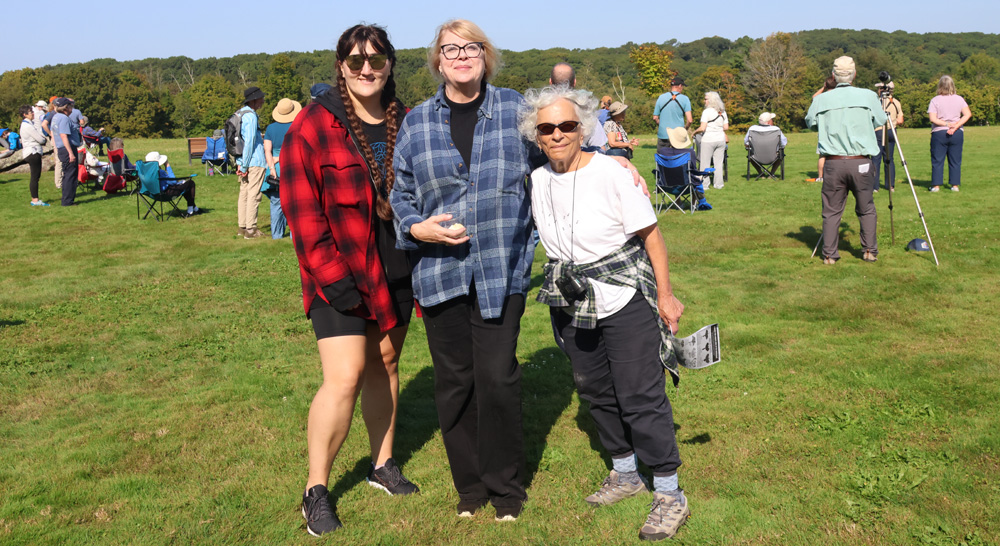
[2,127,998,545]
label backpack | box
[224,109,249,159]
[7,131,21,150]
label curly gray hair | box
[517,85,598,142]
[704,91,725,113]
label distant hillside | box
[2,29,997,138]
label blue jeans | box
[930,130,963,187]
[263,188,286,239]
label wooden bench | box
[187,137,207,165]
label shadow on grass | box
[327,365,438,500]
[523,346,575,488]
[0,318,26,329]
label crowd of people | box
[3,19,977,542]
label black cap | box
[670,77,685,86]
[53,97,72,107]
[243,86,265,103]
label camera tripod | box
[811,93,940,266]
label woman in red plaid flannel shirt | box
[280,24,418,536]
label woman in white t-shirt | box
[690,92,729,189]
[517,85,690,541]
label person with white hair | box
[927,75,972,192]
[518,84,689,542]
[805,56,887,265]
[145,151,199,215]
[691,91,729,188]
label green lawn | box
[2,128,998,545]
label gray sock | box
[653,474,679,493]
[611,454,637,474]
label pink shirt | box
[928,94,969,133]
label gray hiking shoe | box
[639,490,690,541]
[584,470,649,506]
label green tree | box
[629,44,674,97]
[111,71,163,137]
[0,68,41,128]
[260,54,305,128]
[741,33,811,129]
[956,53,1000,85]
[184,74,240,136]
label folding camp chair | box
[77,146,106,191]
[746,129,785,180]
[652,149,714,214]
[693,132,728,183]
[136,160,195,221]
[105,149,136,194]
[201,135,228,176]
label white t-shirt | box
[700,108,728,143]
[530,154,658,318]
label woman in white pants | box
[691,92,728,189]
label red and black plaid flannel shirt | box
[280,103,398,332]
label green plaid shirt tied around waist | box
[537,237,680,385]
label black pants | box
[552,293,682,475]
[421,285,526,508]
[57,147,78,206]
[874,129,896,189]
[164,180,196,207]
[26,152,42,199]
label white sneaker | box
[950,186,960,192]
[929,186,940,192]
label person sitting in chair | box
[744,112,787,175]
[145,151,199,216]
[80,116,111,155]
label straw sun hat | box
[272,98,303,123]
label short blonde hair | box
[426,19,502,83]
[937,75,956,96]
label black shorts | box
[310,280,413,340]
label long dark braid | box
[335,24,400,221]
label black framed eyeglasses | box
[440,42,484,60]
[344,53,389,72]
[535,120,581,136]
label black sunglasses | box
[535,120,581,136]
[344,53,389,71]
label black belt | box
[823,155,869,160]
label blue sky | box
[4,0,997,74]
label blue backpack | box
[1,129,20,151]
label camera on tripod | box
[878,71,893,98]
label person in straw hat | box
[262,97,302,239]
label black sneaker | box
[457,498,488,518]
[301,484,342,536]
[367,458,419,496]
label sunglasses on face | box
[535,120,581,136]
[343,52,389,71]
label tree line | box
[2,29,998,139]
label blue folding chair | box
[135,160,195,221]
[652,149,713,214]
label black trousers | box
[57,147,78,206]
[26,152,42,199]
[164,180,196,207]
[552,293,682,475]
[421,285,526,507]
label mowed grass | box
[1,127,998,545]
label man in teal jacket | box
[805,56,887,265]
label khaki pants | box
[54,151,63,189]
[237,166,266,229]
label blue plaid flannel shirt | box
[391,83,546,319]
